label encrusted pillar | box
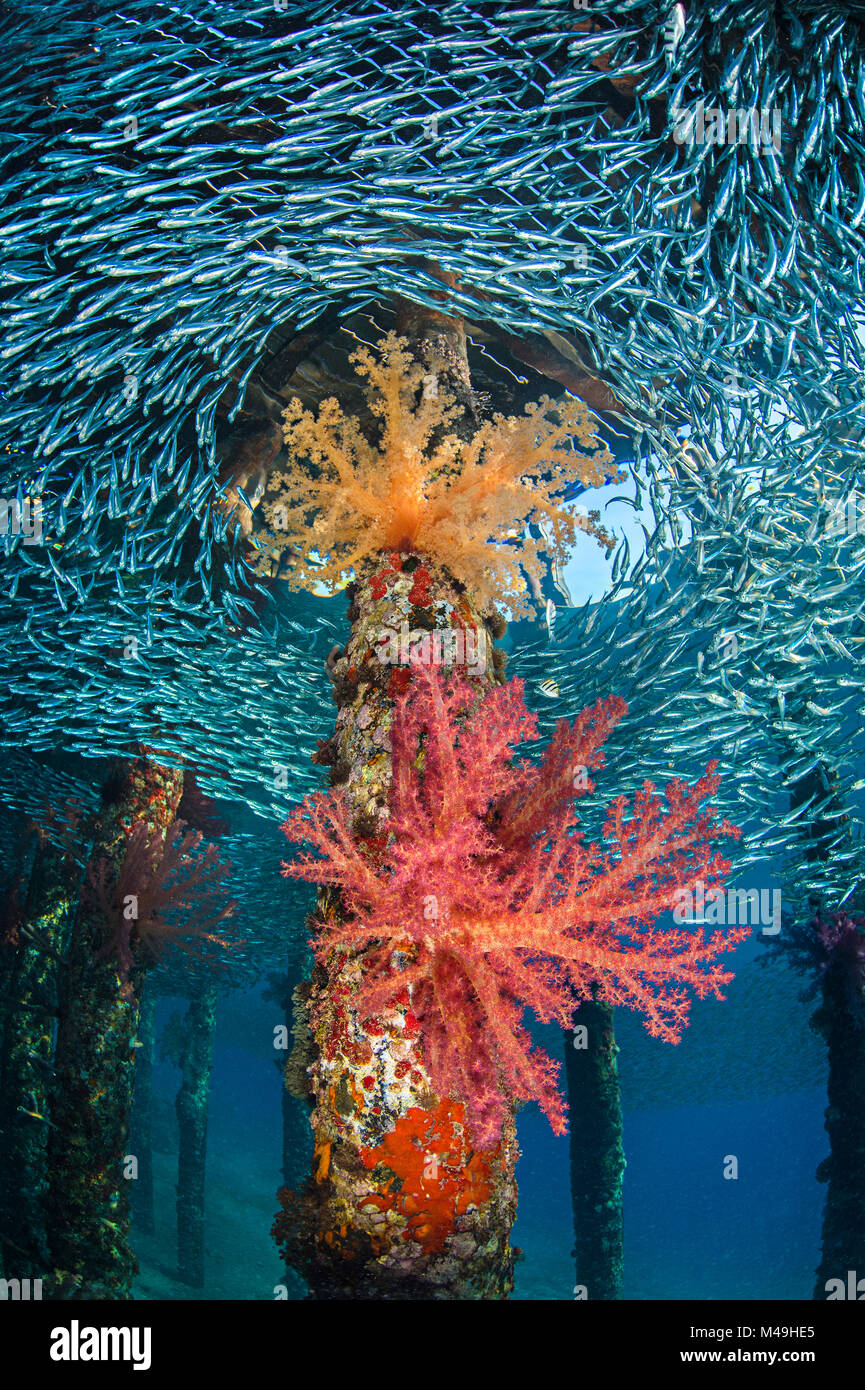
[0,838,79,1281]
[130,984,156,1237]
[176,978,218,1288]
[45,755,183,1299]
[813,960,865,1299]
[565,998,625,1299]
[276,555,519,1298]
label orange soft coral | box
[259,333,616,618]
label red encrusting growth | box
[407,565,432,607]
[387,667,412,698]
[283,663,747,1150]
[357,1100,494,1253]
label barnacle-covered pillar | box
[129,984,156,1237]
[0,836,78,1281]
[785,762,865,1296]
[45,756,183,1299]
[812,951,865,1298]
[565,998,625,1299]
[276,558,519,1298]
[175,978,218,1287]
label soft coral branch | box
[260,333,617,617]
[87,820,238,986]
[283,664,746,1148]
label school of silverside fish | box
[1,0,864,931]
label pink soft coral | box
[87,820,237,986]
[282,665,746,1148]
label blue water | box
[135,966,827,1301]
